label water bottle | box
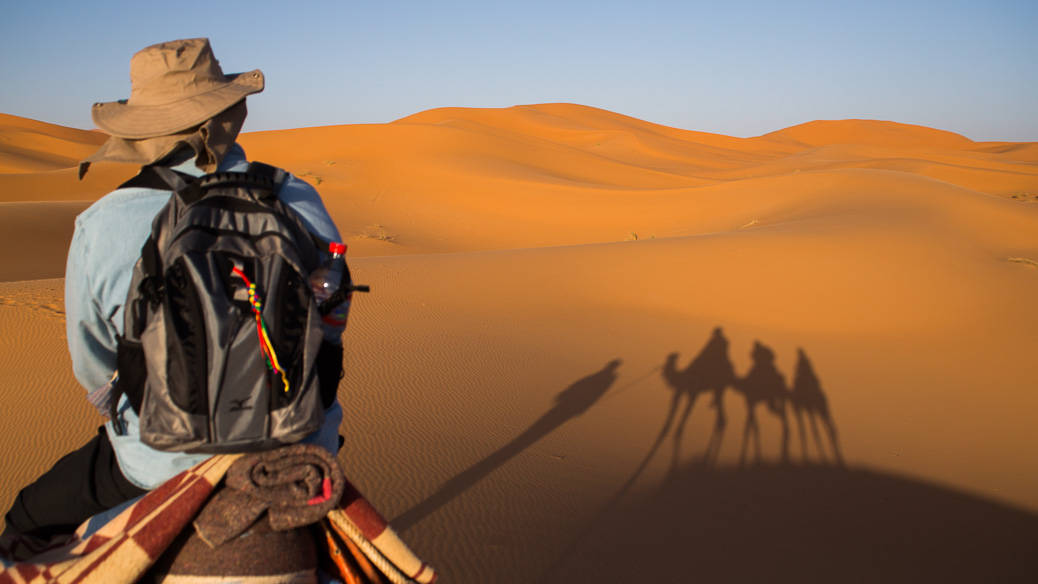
[310,242,351,344]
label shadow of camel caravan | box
[0,444,437,584]
[545,331,1037,581]
[658,328,847,469]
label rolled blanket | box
[193,443,344,548]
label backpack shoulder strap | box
[241,161,327,265]
[245,161,287,185]
[243,161,289,202]
[243,162,330,254]
[181,161,288,205]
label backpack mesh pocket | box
[163,257,208,416]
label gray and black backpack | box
[113,162,340,453]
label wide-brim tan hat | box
[91,38,263,139]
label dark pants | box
[2,425,146,548]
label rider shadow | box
[660,326,735,471]
[790,349,844,465]
[392,359,622,531]
[733,340,791,466]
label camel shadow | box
[661,327,734,470]
[392,359,622,530]
[734,340,791,465]
[659,328,842,471]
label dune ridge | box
[235,103,1038,258]
[1,104,1037,582]
[0,113,106,173]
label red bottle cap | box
[329,242,347,255]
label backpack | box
[112,162,332,453]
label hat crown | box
[128,38,227,106]
[91,37,263,139]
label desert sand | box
[2,104,1037,582]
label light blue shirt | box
[65,144,343,489]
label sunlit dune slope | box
[3,104,1036,260]
[0,114,106,172]
[762,118,976,149]
[236,103,1038,256]
[0,113,147,207]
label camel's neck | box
[663,357,684,387]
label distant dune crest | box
[0,113,106,173]
[399,103,982,149]
[1,104,1031,176]
[1,102,1036,270]
[762,118,976,149]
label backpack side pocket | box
[163,257,209,415]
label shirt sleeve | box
[65,215,120,393]
[278,175,342,246]
[65,189,160,393]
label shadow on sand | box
[544,461,1038,583]
[657,326,843,473]
[393,359,622,530]
[542,327,1038,582]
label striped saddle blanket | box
[0,449,436,584]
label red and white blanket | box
[0,454,436,584]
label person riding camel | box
[1,38,345,558]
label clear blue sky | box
[2,0,1035,141]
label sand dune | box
[2,104,1037,582]
[0,114,105,172]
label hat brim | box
[91,70,264,139]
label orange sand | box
[1,104,1037,581]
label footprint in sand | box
[0,293,66,321]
